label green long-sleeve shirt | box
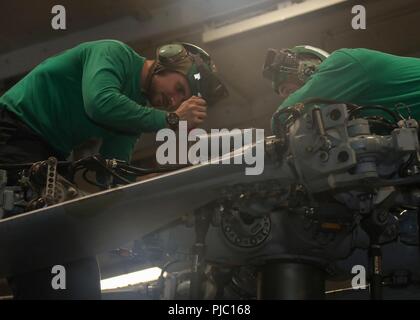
[273,48,420,130]
[0,40,167,162]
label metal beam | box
[202,0,349,43]
[0,137,289,277]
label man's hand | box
[175,96,207,129]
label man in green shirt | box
[0,40,227,164]
[263,45,420,132]
[0,40,227,299]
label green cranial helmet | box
[262,45,330,93]
[152,42,229,105]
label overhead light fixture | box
[202,0,348,43]
[100,267,162,291]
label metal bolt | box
[319,151,329,162]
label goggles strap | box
[143,61,159,98]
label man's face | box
[277,80,302,100]
[149,71,192,111]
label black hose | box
[271,108,296,137]
[349,105,402,123]
[399,153,416,177]
[84,155,132,185]
[82,169,107,189]
[118,163,189,175]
